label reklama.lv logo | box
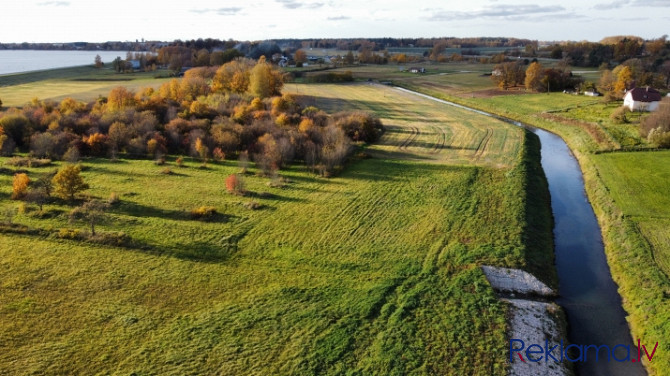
[510,339,658,363]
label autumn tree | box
[94,54,103,68]
[53,164,89,202]
[344,51,355,65]
[319,125,351,176]
[640,98,670,147]
[256,133,281,175]
[11,173,30,200]
[294,49,307,64]
[112,57,123,72]
[69,199,108,236]
[598,69,615,94]
[614,65,633,94]
[492,62,525,90]
[84,133,108,157]
[212,59,253,93]
[107,121,128,157]
[525,62,544,91]
[195,137,209,165]
[225,173,245,195]
[430,42,446,61]
[249,56,284,99]
[107,86,136,111]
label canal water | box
[395,87,646,376]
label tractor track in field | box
[398,125,420,150]
[429,126,448,155]
[474,127,493,160]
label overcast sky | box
[3,0,669,43]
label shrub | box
[88,232,132,247]
[648,128,670,148]
[213,147,226,161]
[2,206,16,224]
[243,201,263,210]
[333,112,384,143]
[63,146,80,163]
[11,173,30,200]
[57,228,83,240]
[6,157,51,168]
[610,106,630,124]
[640,98,670,138]
[190,206,217,220]
[108,192,120,205]
[226,173,245,195]
[53,164,89,202]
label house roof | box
[626,87,662,102]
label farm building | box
[623,87,662,111]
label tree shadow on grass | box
[251,192,307,203]
[113,201,235,224]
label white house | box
[408,67,425,74]
[623,87,662,111]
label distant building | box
[408,67,425,73]
[623,87,662,111]
[128,60,141,70]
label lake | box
[0,50,135,75]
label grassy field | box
[287,83,523,168]
[0,66,170,107]
[593,151,670,276]
[0,78,555,374]
[0,157,536,375]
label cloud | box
[190,7,243,15]
[327,15,350,20]
[36,1,69,6]
[632,0,670,6]
[276,0,324,9]
[593,0,630,10]
[426,4,566,22]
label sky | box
[2,0,669,43]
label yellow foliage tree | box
[249,56,284,99]
[52,164,89,202]
[614,66,633,94]
[107,86,136,111]
[212,60,252,93]
[11,173,30,200]
[524,62,544,91]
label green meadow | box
[0,66,170,107]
